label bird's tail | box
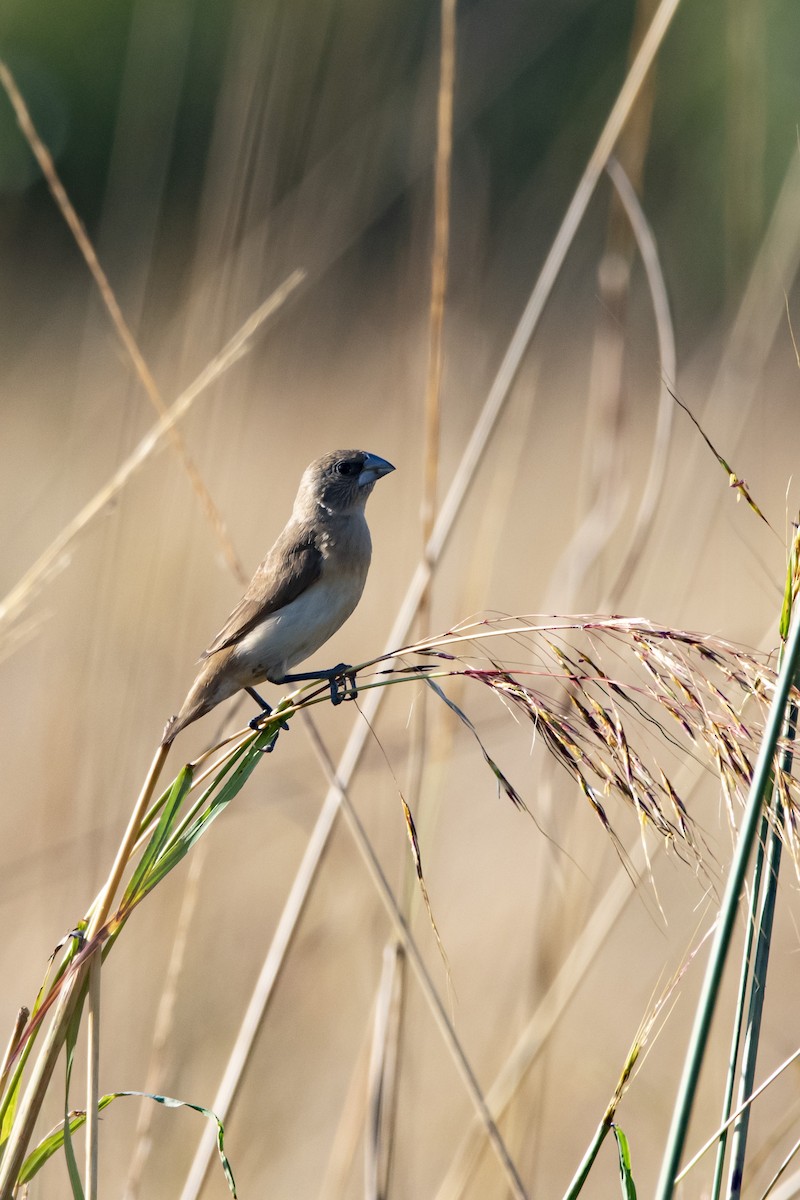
[161,702,204,746]
[161,708,192,746]
[161,667,223,746]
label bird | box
[162,449,395,746]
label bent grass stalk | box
[0,57,249,588]
[176,6,689,1186]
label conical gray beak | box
[358,453,396,486]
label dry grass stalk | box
[0,58,247,585]
[602,155,677,603]
[0,269,304,646]
[0,743,171,1198]
[163,610,796,1197]
[177,8,704,1184]
[387,0,458,1179]
[122,843,208,1200]
[1,607,793,1196]
[421,0,456,546]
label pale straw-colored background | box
[1,0,800,1196]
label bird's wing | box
[202,526,323,657]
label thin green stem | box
[159,740,254,857]
[85,951,101,1200]
[562,1117,613,1199]
[654,607,800,1200]
[724,700,796,1198]
[709,813,768,1199]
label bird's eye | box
[335,460,359,476]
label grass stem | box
[654,607,800,1200]
[723,700,797,1197]
[86,950,101,1200]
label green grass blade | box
[709,815,769,1199]
[121,764,194,907]
[18,1096,115,1184]
[0,1076,20,1151]
[779,521,800,642]
[19,1092,236,1196]
[128,740,266,906]
[0,927,87,1145]
[724,700,798,1196]
[117,1092,237,1198]
[654,607,800,1199]
[613,1126,637,1200]
[62,1000,85,1199]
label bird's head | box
[294,450,395,518]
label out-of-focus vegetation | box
[1,0,800,1197]
[2,0,799,320]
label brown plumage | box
[163,450,395,744]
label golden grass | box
[1,0,799,1197]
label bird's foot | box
[249,713,288,753]
[256,730,280,753]
[246,687,290,740]
[326,663,358,705]
[279,665,359,705]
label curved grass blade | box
[780,521,800,643]
[424,676,527,810]
[19,1091,236,1196]
[122,737,269,911]
[613,1125,637,1200]
[400,796,449,974]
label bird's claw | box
[249,716,284,753]
[328,663,358,705]
[257,731,280,753]
[248,712,290,733]
[248,693,290,753]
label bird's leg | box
[246,687,272,727]
[280,663,358,706]
[245,687,289,752]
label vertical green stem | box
[654,608,800,1200]
[724,701,796,1197]
[709,813,768,1199]
[562,1117,613,1199]
[86,950,101,1200]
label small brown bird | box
[163,449,395,745]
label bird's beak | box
[358,453,396,486]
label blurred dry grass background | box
[1,0,800,1196]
